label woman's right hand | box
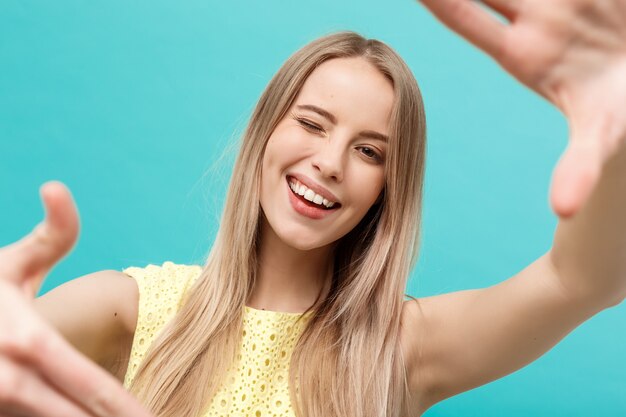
[0,181,154,417]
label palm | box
[420,0,626,218]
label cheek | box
[346,172,385,216]
[261,140,286,179]
[367,181,385,207]
[362,170,385,199]
[264,127,306,166]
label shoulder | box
[119,262,202,385]
[34,269,140,367]
[400,297,437,415]
[400,298,422,377]
[36,269,139,332]
[400,293,481,413]
[120,261,203,337]
[122,261,202,286]
[121,261,203,314]
[400,298,423,391]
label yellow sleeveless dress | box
[122,261,313,417]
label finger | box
[549,140,603,219]
[0,357,94,417]
[480,0,520,21]
[4,328,153,417]
[418,0,508,59]
[0,182,79,296]
[37,181,80,250]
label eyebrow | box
[295,104,389,143]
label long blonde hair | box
[128,31,427,417]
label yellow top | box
[122,261,313,417]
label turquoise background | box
[1,1,624,415]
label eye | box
[357,146,383,163]
[293,115,324,133]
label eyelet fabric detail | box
[122,262,312,417]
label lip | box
[286,173,340,205]
[286,179,340,220]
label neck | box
[247,216,334,314]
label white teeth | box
[288,179,337,209]
[304,189,315,202]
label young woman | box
[1,1,625,416]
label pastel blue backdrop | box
[1,1,624,415]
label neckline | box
[244,305,314,317]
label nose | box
[310,137,345,182]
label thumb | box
[0,181,80,297]
[549,137,603,219]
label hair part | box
[128,30,427,417]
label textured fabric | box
[122,261,313,417]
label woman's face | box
[260,57,394,251]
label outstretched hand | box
[0,182,155,417]
[419,0,626,218]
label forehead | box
[295,57,394,134]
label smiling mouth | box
[286,177,341,210]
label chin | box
[283,234,327,251]
[277,227,335,252]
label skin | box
[251,57,392,313]
[403,0,626,414]
[0,185,149,417]
[1,1,625,416]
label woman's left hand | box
[418,0,626,218]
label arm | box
[34,270,139,381]
[402,250,621,413]
[402,143,626,413]
[402,0,626,412]
[422,129,626,408]
[551,140,626,305]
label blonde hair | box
[128,31,427,417]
